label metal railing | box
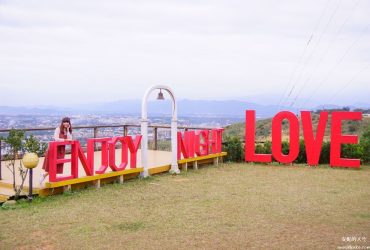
[0,124,215,180]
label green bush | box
[223,136,244,162]
[281,141,290,156]
[256,140,326,164]
[360,126,370,163]
[341,144,363,160]
[318,141,330,164]
[264,141,272,154]
[255,144,265,154]
[295,140,307,164]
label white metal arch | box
[141,85,180,177]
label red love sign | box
[245,110,362,168]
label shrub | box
[341,144,363,161]
[295,140,307,164]
[280,141,290,156]
[319,141,331,164]
[255,144,265,154]
[360,126,370,163]
[263,141,272,154]
[223,136,244,162]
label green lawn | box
[1,163,370,249]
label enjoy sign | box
[47,129,223,182]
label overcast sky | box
[0,0,369,109]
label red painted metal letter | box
[330,112,362,168]
[48,140,77,182]
[301,111,328,166]
[209,129,224,154]
[272,111,299,164]
[88,138,111,175]
[195,130,209,156]
[245,110,272,163]
[125,135,142,168]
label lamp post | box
[22,152,39,202]
[141,85,180,177]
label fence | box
[0,124,214,180]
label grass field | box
[1,163,369,249]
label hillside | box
[224,114,370,141]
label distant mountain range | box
[0,100,369,118]
[79,99,287,118]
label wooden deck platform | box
[0,149,226,202]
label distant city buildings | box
[0,114,243,154]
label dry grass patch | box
[0,163,369,249]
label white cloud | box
[0,0,369,108]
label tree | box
[24,134,48,156]
[1,129,47,200]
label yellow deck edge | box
[2,152,227,199]
[45,168,143,188]
[178,152,227,164]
